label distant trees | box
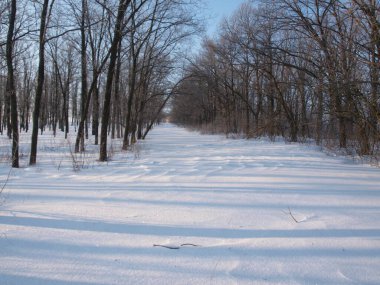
[0,0,200,166]
[172,0,380,156]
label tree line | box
[172,0,380,157]
[0,0,199,167]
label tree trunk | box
[100,0,131,161]
[142,94,171,139]
[122,35,138,150]
[75,0,88,153]
[112,43,122,139]
[30,0,50,165]
[92,80,99,144]
[6,0,19,168]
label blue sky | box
[205,0,248,36]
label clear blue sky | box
[205,0,248,36]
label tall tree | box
[75,0,88,152]
[73,0,112,152]
[6,0,19,168]
[99,0,133,161]
[29,0,53,165]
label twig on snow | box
[153,243,200,250]
[284,207,300,223]
[180,243,199,247]
[153,244,180,250]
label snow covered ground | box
[1,123,380,285]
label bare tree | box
[30,0,54,165]
[72,0,112,152]
[6,0,19,167]
[99,0,133,161]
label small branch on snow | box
[153,244,180,250]
[180,243,199,247]
[283,207,301,223]
[153,243,200,250]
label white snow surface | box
[1,123,380,285]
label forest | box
[172,0,380,159]
[0,0,200,168]
[1,0,380,169]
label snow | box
[1,123,380,285]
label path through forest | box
[1,124,380,284]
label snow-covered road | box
[1,124,380,284]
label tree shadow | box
[1,216,380,239]
[0,274,98,285]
